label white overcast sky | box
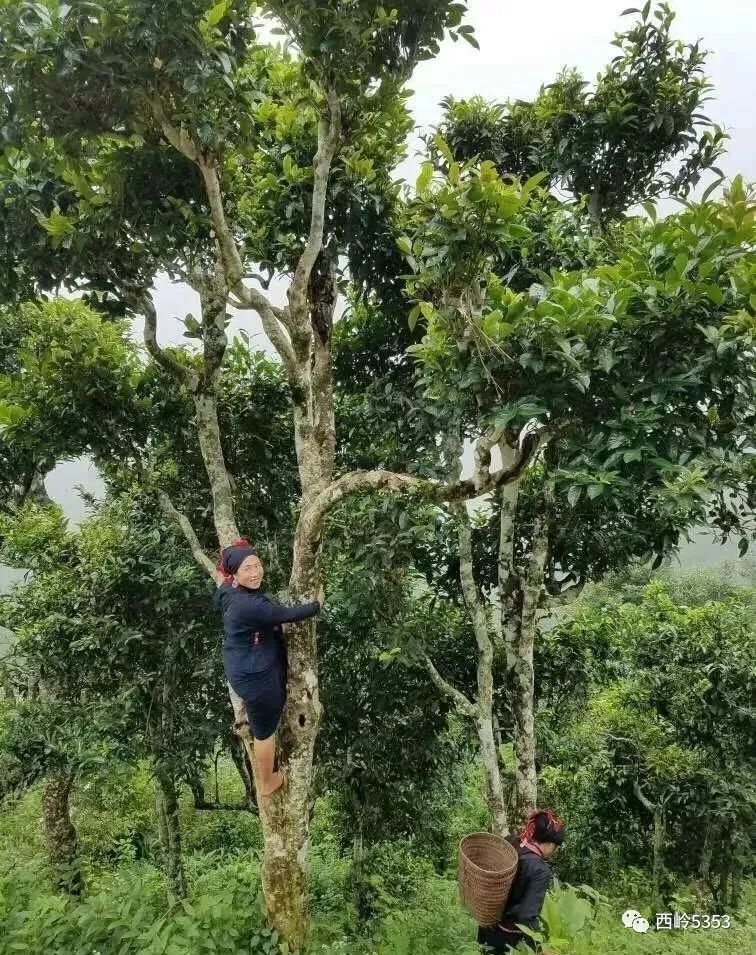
[44,0,756,531]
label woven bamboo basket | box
[458,832,519,926]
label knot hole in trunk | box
[298,713,306,727]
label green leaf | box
[673,252,688,276]
[417,161,434,194]
[38,208,75,237]
[641,201,657,222]
[458,25,480,49]
[432,134,454,165]
[521,171,548,195]
[0,402,28,430]
[396,235,412,255]
[408,304,421,331]
[567,485,582,508]
[704,284,724,306]
[701,177,724,202]
[204,1,229,27]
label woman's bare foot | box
[260,770,285,797]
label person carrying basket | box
[477,809,566,953]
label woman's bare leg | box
[253,734,284,795]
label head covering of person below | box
[520,808,566,847]
[217,538,257,580]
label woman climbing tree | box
[477,809,566,953]
[215,540,321,796]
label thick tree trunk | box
[42,771,82,894]
[255,527,323,948]
[234,584,321,947]
[155,769,188,900]
[172,89,341,948]
[189,332,324,945]
[246,233,339,945]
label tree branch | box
[287,88,341,329]
[299,426,545,545]
[454,501,495,659]
[473,426,505,491]
[197,157,245,288]
[195,159,300,380]
[540,581,585,610]
[200,252,230,387]
[633,779,657,813]
[422,650,476,718]
[150,97,199,163]
[142,295,199,391]
[159,492,218,580]
[497,439,522,649]
[192,391,241,548]
[151,95,299,383]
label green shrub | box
[0,854,278,955]
[520,883,756,955]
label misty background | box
[2,0,752,594]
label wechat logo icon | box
[622,910,649,933]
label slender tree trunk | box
[351,806,366,915]
[452,500,510,836]
[499,454,549,826]
[729,859,742,910]
[476,713,509,836]
[633,781,665,903]
[652,804,666,902]
[12,460,53,508]
[229,735,256,809]
[42,771,82,894]
[193,390,239,546]
[502,477,549,825]
[1,665,15,701]
[155,768,187,900]
[187,768,208,809]
[587,186,604,232]
[509,583,541,823]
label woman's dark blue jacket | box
[214,583,319,739]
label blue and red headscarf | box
[217,538,257,584]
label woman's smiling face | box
[235,554,264,589]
